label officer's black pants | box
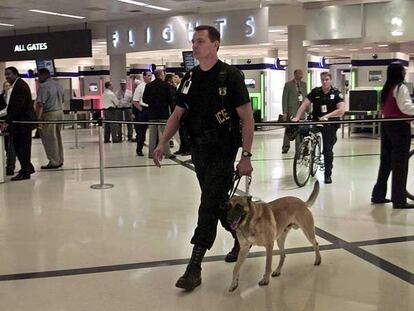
[133,108,149,152]
[178,126,191,152]
[321,125,339,177]
[190,147,238,249]
[372,122,411,204]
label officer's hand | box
[153,144,164,167]
[291,117,299,122]
[237,157,253,177]
[319,116,328,121]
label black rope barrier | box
[1,114,412,189]
[2,116,413,126]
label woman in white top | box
[371,63,414,209]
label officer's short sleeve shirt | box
[175,60,250,136]
[306,86,343,120]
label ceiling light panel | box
[117,0,171,11]
[118,0,147,5]
[0,22,14,27]
[145,4,171,11]
[29,9,85,19]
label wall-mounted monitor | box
[244,78,256,88]
[349,90,378,111]
[368,70,382,82]
[89,83,99,92]
[36,59,56,76]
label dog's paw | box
[258,278,269,286]
[314,256,322,266]
[228,282,238,292]
[271,271,281,277]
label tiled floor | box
[0,127,413,310]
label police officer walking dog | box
[292,72,345,184]
[153,25,254,291]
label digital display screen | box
[244,78,256,88]
[36,59,56,76]
[0,29,92,61]
[89,83,99,92]
[182,51,199,71]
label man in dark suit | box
[143,69,174,158]
[0,67,36,181]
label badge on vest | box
[321,105,327,113]
[298,94,303,102]
[215,109,230,124]
[219,87,227,96]
[330,94,335,100]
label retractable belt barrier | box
[1,115,414,190]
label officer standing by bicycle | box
[292,72,345,184]
[153,25,254,291]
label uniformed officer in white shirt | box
[132,71,152,156]
[102,81,121,143]
[116,79,134,141]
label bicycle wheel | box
[310,140,321,177]
[406,149,414,200]
[293,139,312,187]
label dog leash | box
[228,170,252,198]
[228,170,241,198]
[245,175,252,196]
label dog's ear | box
[246,196,252,202]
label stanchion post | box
[91,120,114,190]
[0,133,5,183]
[122,110,126,140]
[70,111,84,150]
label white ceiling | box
[0,0,360,31]
[0,0,271,30]
[2,0,407,64]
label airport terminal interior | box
[0,0,413,310]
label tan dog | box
[226,181,321,292]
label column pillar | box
[287,25,307,80]
[109,54,127,92]
[0,62,5,78]
[267,49,278,58]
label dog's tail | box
[306,180,319,208]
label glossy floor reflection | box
[0,127,413,310]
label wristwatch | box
[242,150,252,157]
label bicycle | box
[293,125,324,187]
[407,149,414,200]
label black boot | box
[176,245,206,290]
[225,238,240,263]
